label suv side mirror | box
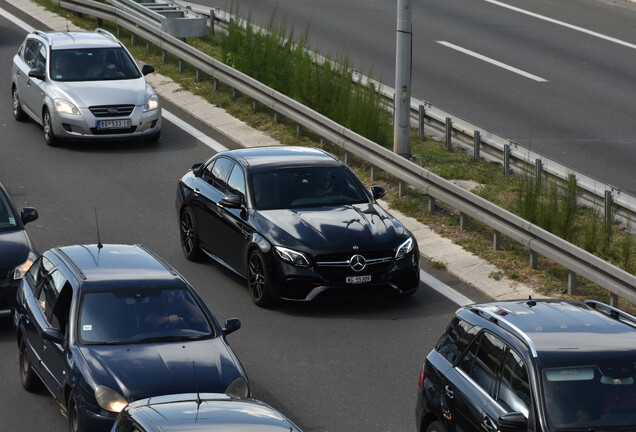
[371,185,386,200]
[222,318,241,336]
[141,64,155,75]
[497,412,527,432]
[220,194,243,209]
[42,328,63,344]
[21,207,38,225]
[28,67,45,81]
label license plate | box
[346,275,371,284]
[97,119,131,129]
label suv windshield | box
[542,360,636,429]
[78,287,213,344]
[50,47,141,82]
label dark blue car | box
[14,243,249,432]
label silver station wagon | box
[11,29,161,146]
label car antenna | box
[94,207,103,249]
[527,295,536,307]
[192,361,202,422]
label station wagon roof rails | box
[95,28,118,43]
[32,30,52,45]
[53,247,87,280]
[585,300,636,328]
[470,305,539,358]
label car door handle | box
[482,416,496,432]
[444,385,454,399]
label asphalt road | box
[201,0,636,196]
[0,5,492,431]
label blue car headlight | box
[274,246,310,267]
[225,377,249,398]
[95,385,128,413]
[395,237,414,260]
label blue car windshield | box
[250,166,369,210]
[78,287,213,344]
[542,360,636,430]
[50,47,141,82]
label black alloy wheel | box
[12,87,27,121]
[247,250,273,307]
[19,338,42,392]
[43,108,59,147]
[180,207,202,261]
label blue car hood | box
[79,338,240,400]
[0,229,31,269]
[254,204,407,252]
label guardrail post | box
[213,78,220,91]
[209,9,215,36]
[274,111,281,123]
[493,230,501,250]
[445,117,452,151]
[162,50,168,64]
[319,137,327,149]
[609,293,619,307]
[117,25,121,38]
[399,181,407,197]
[232,88,239,100]
[428,196,436,213]
[196,69,202,82]
[344,151,351,165]
[97,18,103,26]
[473,130,480,161]
[370,165,377,182]
[252,100,259,111]
[146,41,152,53]
[131,33,136,47]
[296,123,303,136]
[529,250,538,269]
[418,105,425,141]
[179,59,184,73]
[535,159,543,195]
[567,271,577,294]
[460,213,467,232]
[503,144,511,176]
[605,190,613,231]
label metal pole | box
[393,0,412,158]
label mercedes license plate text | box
[346,275,371,284]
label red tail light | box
[418,362,425,391]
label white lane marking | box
[437,41,548,82]
[161,110,228,152]
[485,0,636,51]
[0,6,35,32]
[420,269,474,306]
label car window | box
[436,317,480,364]
[37,270,67,322]
[203,157,234,193]
[50,284,73,337]
[24,39,45,70]
[50,47,141,82]
[115,412,146,432]
[26,256,55,291]
[78,287,213,344]
[226,163,246,200]
[497,349,531,418]
[458,331,507,395]
[0,191,18,231]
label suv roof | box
[460,299,636,362]
[33,29,120,50]
[50,244,186,290]
[226,146,339,169]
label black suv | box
[416,299,636,432]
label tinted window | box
[203,157,234,192]
[50,47,141,82]
[437,317,479,364]
[38,270,67,322]
[25,39,46,70]
[26,256,54,289]
[497,349,531,418]
[0,191,17,231]
[458,332,507,394]
[251,166,368,210]
[227,163,246,200]
[79,287,213,344]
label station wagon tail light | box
[13,251,37,280]
[54,99,80,115]
[274,246,310,267]
[143,94,159,112]
[395,237,414,260]
[95,385,128,413]
[225,377,249,398]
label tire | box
[180,207,203,261]
[43,108,59,147]
[12,86,27,121]
[67,392,84,432]
[426,420,446,432]
[19,338,43,392]
[247,250,274,307]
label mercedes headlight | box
[143,94,159,112]
[13,251,37,280]
[54,99,80,115]
[395,237,414,260]
[95,385,128,413]
[274,246,310,267]
[225,377,249,398]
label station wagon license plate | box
[97,119,131,129]
[346,275,371,284]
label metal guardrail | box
[58,0,636,305]
[179,2,636,228]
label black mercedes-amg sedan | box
[176,146,420,307]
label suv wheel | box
[43,108,59,147]
[180,207,202,261]
[248,250,274,307]
[12,87,27,121]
